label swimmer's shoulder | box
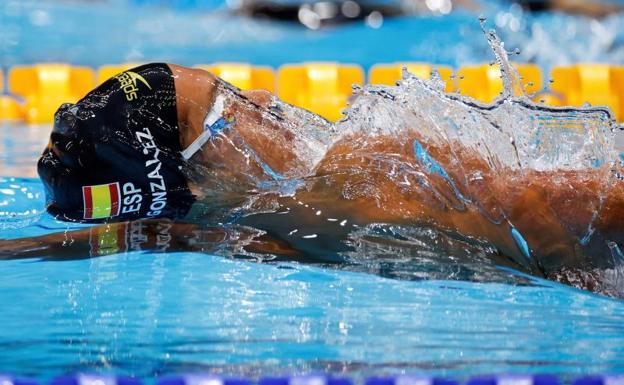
[167,63,219,93]
[166,63,220,128]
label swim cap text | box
[136,127,168,217]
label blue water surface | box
[0,120,624,381]
[2,0,624,73]
[2,0,624,381]
[1,248,624,382]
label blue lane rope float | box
[158,375,252,385]
[50,375,142,385]
[2,374,624,385]
[260,377,353,385]
[467,375,560,385]
[575,377,624,385]
[367,376,458,385]
[0,375,39,385]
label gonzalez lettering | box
[136,127,168,217]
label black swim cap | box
[38,63,195,222]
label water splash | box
[480,17,526,100]
[176,24,624,296]
[1,21,622,296]
[322,23,623,295]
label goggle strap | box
[181,94,227,160]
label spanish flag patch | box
[82,182,121,219]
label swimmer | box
[18,63,624,292]
[516,0,623,18]
[235,0,479,27]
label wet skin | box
[170,64,624,277]
[1,64,623,294]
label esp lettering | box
[121,182,143,214]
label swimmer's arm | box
[0,221,202,261]
[171,64,321,177]
[168,64,220,151]
[550,0,622,18]
[0,221,303,261]
[240,89,274,109]
[303,136,620,272]
[505,169,624,231]
[169,65,280,150]
[495,169,624,276]
[455,167,624,272]
[224,88,326,176]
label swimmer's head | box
[38,103,195,222]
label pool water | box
[2,247,624,381]
[1,118,624,381]
[2,0,624,70]
[3,0,624,382]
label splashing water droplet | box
[176,21,623,295]
[480,18,526,99]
